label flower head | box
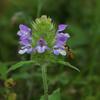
[17,16,70,57]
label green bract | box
[32,15,56,48]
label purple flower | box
[35,38,49,53]
[53,45,61,55]
[53,45,67,56]
[18,45,33,54]
[17,24,33,54]
[58,24,68,32]
[17,24,31,36]
[56,33,70,46]
[53,24,70,56]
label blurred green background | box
[0,0,100,100]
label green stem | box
[42,64,48,100]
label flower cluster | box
[53,24,70,56]
[17,17,70,56]
[17,24,33,54]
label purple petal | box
[19,24,31,33]
[36,46,48,53]
[56,33,70,43]
[17,30,31,37]
[53,45,60,55]
[56,41,65,47]
[53,49,60,55]
[58,24,68,32]
[26,48,33,54]
[17,31,26,36]
[21,45,31,49]
[20,35,32,41]
[19,39,30,46]
[18,46,33,54]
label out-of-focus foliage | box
[0,0,100,100]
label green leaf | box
[40,88,61,100]
[49,88,61,100]
[58,60,80,72]
[7,61,35,73]
[50,59,80,72]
